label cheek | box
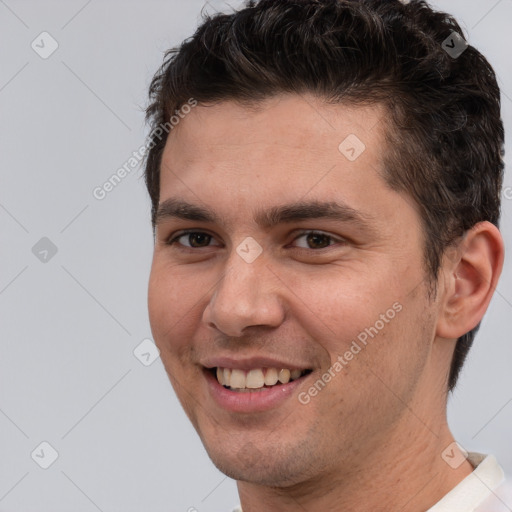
[282,269,397,348]
[148,267,203,408]
[287,268,427,395]
[147,262,200,355]
[148,268,172,339]
[341,300,433,401]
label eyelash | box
[166,229,345,250]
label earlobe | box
[436,221,504,339]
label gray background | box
[0,1,511,511]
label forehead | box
[157,94,398,231]
[160,94,389,187]
[165,94,388,161]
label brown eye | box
[167,231,220,248]
[305,233,331,249]
[293,231,341,249]
[186,233,212,247]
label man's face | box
[148,95,442,485]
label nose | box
[202,251,286,337]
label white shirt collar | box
[426,452,506,512]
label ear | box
[436,221,504,339]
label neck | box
[237,400,474,511]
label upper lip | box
[201,356,312,371]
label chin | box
[204,440,318,487]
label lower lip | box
[204,369,308,413]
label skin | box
[148,94,504,511]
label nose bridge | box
[204,247,284,336]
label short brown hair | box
[143,0,504,392]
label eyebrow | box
[155,198,376,232]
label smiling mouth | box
[207,367,313,392]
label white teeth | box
[217,367,224,385]
[214,366,308,390]
[246,369,265,389]
[230,369,246,389]
[264,368,279,386]
[290,369,302,380]
[278,369,291,384]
